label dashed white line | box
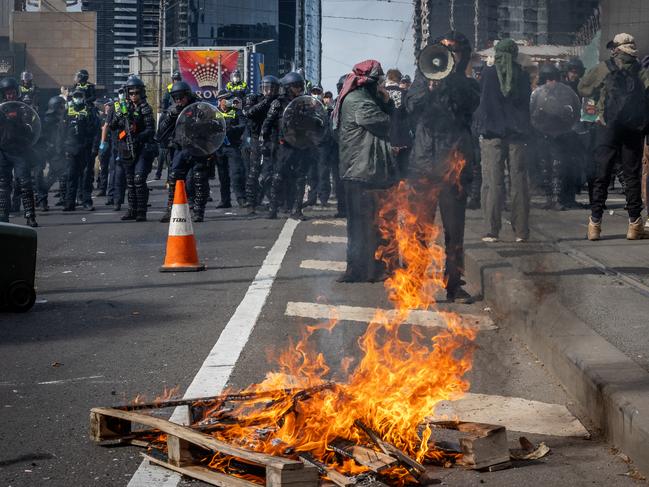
[285,301,497,331]
[127,219,299,487]
[306,235,348,244]
[300,260,346,272]
[312,220,347,227]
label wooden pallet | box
[90,407,319,487]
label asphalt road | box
[0,183,643,486]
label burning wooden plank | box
[329,438,397,472]
[299,452,389,487]
[427,421,510,471]
[90,407,319,487]
[354,420,426,476]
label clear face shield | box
[231,72,242,84]
[261,83,278,97]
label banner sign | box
[177,50,240,104]
[248,52,265,94]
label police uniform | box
[62,102,95,211]
[109,98,156,221]
[216,103,247,207]
[261,93,312,219]
[226,80,248,100]
[243,93,276,209]
[35,97,67,210]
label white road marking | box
[312,220,347,227]
[128,219,300,487]
[285,302,497,331]
[434,392,589,438]
[300,260,346,272]
[306,235,348,244]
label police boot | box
[192,208,204,223]
[22,190,38,228]
[10,189,21,213]
[121,182,137,221]
[290,181,307,221]
[0,183,10,222]
[135,175,148,222]
[159,181,175,223]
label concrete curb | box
[464,243,649,475]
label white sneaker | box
[515,237,527,243]
[645,218,649,229]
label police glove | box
[99,141,108,154]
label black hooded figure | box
[405,31,481,303]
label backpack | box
[603,60,649,132]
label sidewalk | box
[463,198,649,476]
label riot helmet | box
[281,72,305,98]
[125,76,146,99]
[20,71,33,86]
[565,57,585,82]
[171,70,182,82]
[75,69,90,85]
[46,95,66,115]
[231,69,242,84]
[538,62,560,85]
[0,77,19,101]
[170,81,193,105]
[261,75,280,97]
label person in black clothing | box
[72,69,96,105]
[262,71,311,220]
[215,90,247,208]
[384,68,411,178]
[406,31,481,303]
[35,96,66,211]
[158,81,204,222]
[62,88,95,212]
[0,77,40,226]
[243,75,280,213]
[157,71,183,180]
[109,77,156,222]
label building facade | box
[413,0,598,57]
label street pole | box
[218,54,222,91]
[157,0,165,117]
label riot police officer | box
[72,68,96,105]
[62,88,95,212]
[109,77,156,221]
[261,71,311,220]
[243,75,280,213]
[216,90,246,208]
[0,77,39,227]
[226,69,248,99]
[19,71,38,108]
[158,81,199,222]
[36,96,66,211]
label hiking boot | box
[159,210,171,223]
[267,207,278,220]
[25,216,38,228]
[192,212,204,223]
[627,218,649,240]
[290,210,307,221]
[587,217,601,241]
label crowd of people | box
[1,30,648,302]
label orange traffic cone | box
[160,180,206,272]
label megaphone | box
[418,44,455,81]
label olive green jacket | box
[337,86,397,187]
[578,60,649,121]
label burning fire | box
[153,182,477,480]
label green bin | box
[0,222,37,312]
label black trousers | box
[270,144,311,213]
[591,125,644,220]
[412,179,467,294]
[342,181,386,282]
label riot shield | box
[0,101,41,149]
[281,95,328,149]
[174,102,227,156]
[530,83,580,137]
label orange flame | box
[147,182,477,480]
